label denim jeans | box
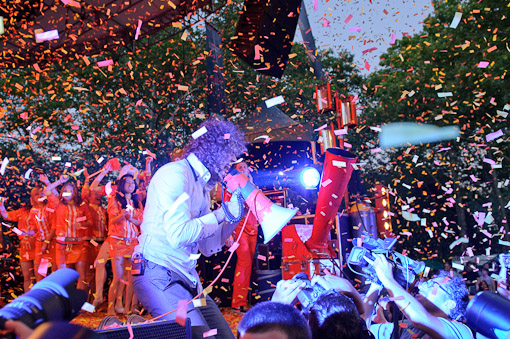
[132,260,234,339]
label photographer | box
[271,274,371,339]
[368,254,472,339]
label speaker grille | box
[95,319,191,339]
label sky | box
[296,0,435,74]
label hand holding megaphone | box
[223,168,297,243]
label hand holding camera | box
[271,279,307,305]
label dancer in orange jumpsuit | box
[44,175,92,291]
[106,168,143,315]
[82,163,111,307]
[27,180,57,282]
[228,161,259,311]
[0,196,36,292]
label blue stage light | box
[300,167,320,189]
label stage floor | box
[71,306,244,334]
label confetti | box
[192,127,208,139]
[265,95,285,108]
[35,29,59,42]
[449,12,463,29]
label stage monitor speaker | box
[95,319,191,339]
[231,0,303,78]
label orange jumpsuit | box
[107,197,143,258]
[30,206,56,267]
[5,208,36,262]
[47,194,93,266]
[81,186,108,262]
[223,191,259,309]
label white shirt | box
[134,153,237,290]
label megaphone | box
[223,169,298,244]
[466,291,510,339]
[306,148,357,253]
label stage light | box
[300,167,320,189]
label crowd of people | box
[0,155,152,316]
[0,118,509,339]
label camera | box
[347,233,425,289]
[0,268,87,332]
[291,272,325,309]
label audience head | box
[307,290,364,339]
[237,301,311,339]
[417,271,469,321]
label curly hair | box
[182,118,247,184]
[437,271,470,321]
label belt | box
[111,235,137,242]
[91,237,106,242]
[56,237,84,244]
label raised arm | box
[312,274,366,318]
[90,162,112,192]
[372,254,450,339]
[42,174,68,197]
[0,198,9,220]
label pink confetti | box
[321,18,330,27]
[344,14,353,24]
[97,59,114,67]
[62,0,81,7]
[224,133,230,139]
[371,147,381,153]
[483,158,496,166]
[349,27,362,33]
[313,0,318,10]
[135,20,142,40]
[38,258,49,277]
[257,254,266,261]
[314,124,327,132]
[36,29,59,42]
[470,174,478,182]
[362,47,378,54]
[390,33,396,44]
[136,99,143,106]
[321,178,332,187]
[77,134,83,143]
[477,61,489,68]
[486,129,503,141]
[203,329,217,338]
[254,45,262,60]
[175,299,188,326]
[221,278,229,283]
[364,60,371,71]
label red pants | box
[231,233,257,308]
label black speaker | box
[231,0,303,78]
[95,319,191,339]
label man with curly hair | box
[132,119,247,339]
[368,254,473,339]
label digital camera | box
[291,272,325,309]
[347,233,425,289]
